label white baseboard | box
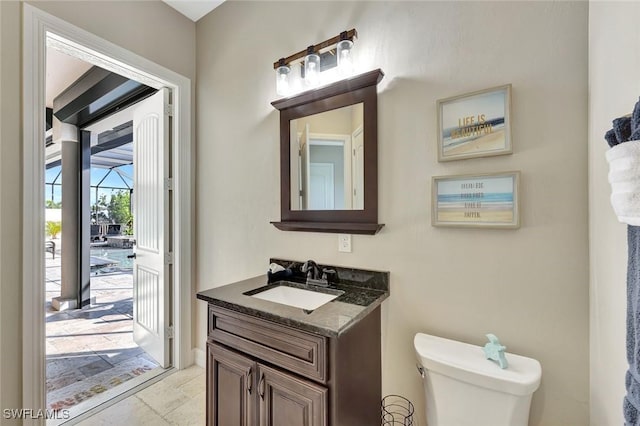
[193,347,206,368]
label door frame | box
[308,133,351,209]
[22,4,193,418]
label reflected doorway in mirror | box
[291,103,364,211]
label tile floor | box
[76,366,206,426]
[45,246,161,411]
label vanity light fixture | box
[273,29,357,97]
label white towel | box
[268,263,285,273]
[607,140,640,226]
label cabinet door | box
[207,343,255,426]
[257,363,327,426]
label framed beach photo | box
[437,84,512,162]
[432,171,520,229]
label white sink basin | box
[250,285,342,311]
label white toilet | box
[414,333,542,426]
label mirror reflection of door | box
[291,103,363,211]
[298,125,347,210]
[298,124,309,209]
[309,162,334,209]
[352,126,364,210]
[307,139,345,209]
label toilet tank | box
[414,333,541,426]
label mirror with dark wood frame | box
[271,69,384,235]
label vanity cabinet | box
[205,304,381,426]
[257,363,327,426]
[207,342,327,426]
[207,343,255,426]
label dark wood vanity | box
[207,304,381,426]
[198,263,389,426]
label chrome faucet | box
[301,260,336,287]
[301,260,321,280]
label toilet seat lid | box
[414,333,542,396]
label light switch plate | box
[338,234,352,253]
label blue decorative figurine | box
[483,333,508,369]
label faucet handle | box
[321,268,337,282]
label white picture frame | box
[437,84,512,162]
[432,171,520,229]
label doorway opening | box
[43,48,170,416]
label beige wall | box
[196,1,589,424]
[28,1,196,80]
[588,2,640,425]
[0,1,194,421]
[296,106,353,135]
[0,1,21,420]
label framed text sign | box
[437,84,512,162]
[432,171,520,229]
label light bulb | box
[336,39,354,76]
[289,63,303,93]
[304,46,321,88]
[275,60,290,97]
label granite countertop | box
[197,273,389,338]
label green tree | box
[45,200,62,208]
[92,194,109,223]
[108,190,133,234]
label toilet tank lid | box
[414,333,542,396]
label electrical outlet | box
[338,234,352,253]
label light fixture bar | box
[273,29,357,69]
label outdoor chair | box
[106,224,122,236]
[45,240,55,259]
[90,224,103,242]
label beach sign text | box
[451,114,493,140]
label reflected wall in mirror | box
[290,103,364,210]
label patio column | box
[52,119,80,311]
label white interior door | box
[343,136,353,209]
[290,123,301,210]
[352,126,364,209]
[132,88,170,368]
[309,163,335,209]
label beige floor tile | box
[161,365,205,389]
[76,396,170,426]
[135,380,191,416]
[162,395,206,426]
[49,336,99,355]
[177,373,206,399]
